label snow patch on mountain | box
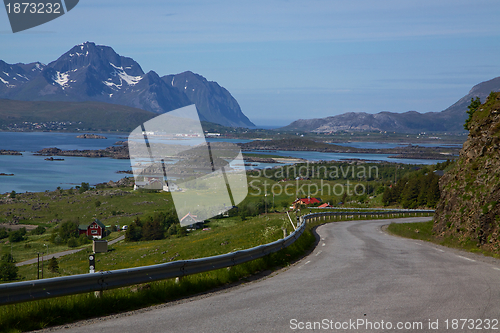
[53,71,70,89]
[109,63,142,86]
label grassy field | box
[387,220,500,258]
[17,213,292,280]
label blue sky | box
[1,0,500,126]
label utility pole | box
[37,253,40,279]
[41,251,44,279]
[265,193,267,214]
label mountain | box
[434,91,500,252]
[0,42,254,128]
[281,76,500,133]
[163,71,254,127]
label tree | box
[464,97,481,130]
[58,221,78,241]
[8,230,24,243]
[0,228,8,240]
[48,257,59,273]
[125,222,142,241]
[142,220,163,241]
[0,253,18,281]
[78,182,90,194]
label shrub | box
[8,230,24,243]
[0,254,18,281]
[67,238,78,248]
[47,257,59,273]
[31,225,46,235]
[0,228,8,240]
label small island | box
[76,134,107,139]
[44,157,65,161]
[0,150,22,156]
[0,173,14,176]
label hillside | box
[0,99,156,132]
[434,92,500,251]
[281,76,500,133]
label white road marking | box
[322,243,326,247]
[414,242,422,246]
[434,248,444,252]
[305,261,311,265]
[493,267,500,271]
[457,255,475,262]
[315,251,322,256]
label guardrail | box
[0,209,433,305]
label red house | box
[318,203,333,208]
[78,218,106,239]
[292,197,321,209]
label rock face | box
[434,92,500,250]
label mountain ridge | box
[0,42,254,128]
[281,76,500,133]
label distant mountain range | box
[281,76,500,133]
[0,42,254,127]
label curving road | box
[46,217,500,332]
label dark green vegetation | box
[124,212,182,242]
[0,254,18,282]
[0,99,155,132]
[387,220,500,258]
[464,97,482,130]
[382,160,453,208]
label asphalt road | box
[17,235,125,267]
[46,217,500,332]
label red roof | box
[318,203,332,208]
[296,197,321,205]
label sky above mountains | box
[1,0,500,126]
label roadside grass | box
[387,220,500,258]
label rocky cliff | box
[434,92,500,251]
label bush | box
[0,228,8,240]
[67,238,78,248]
[78,182,90,194]
[0,254,18,281]
[31,225,46,235]
[8,230,24,243]
[78,234,91,246]
[47,257,59,273]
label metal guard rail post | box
[0,209,432,305]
